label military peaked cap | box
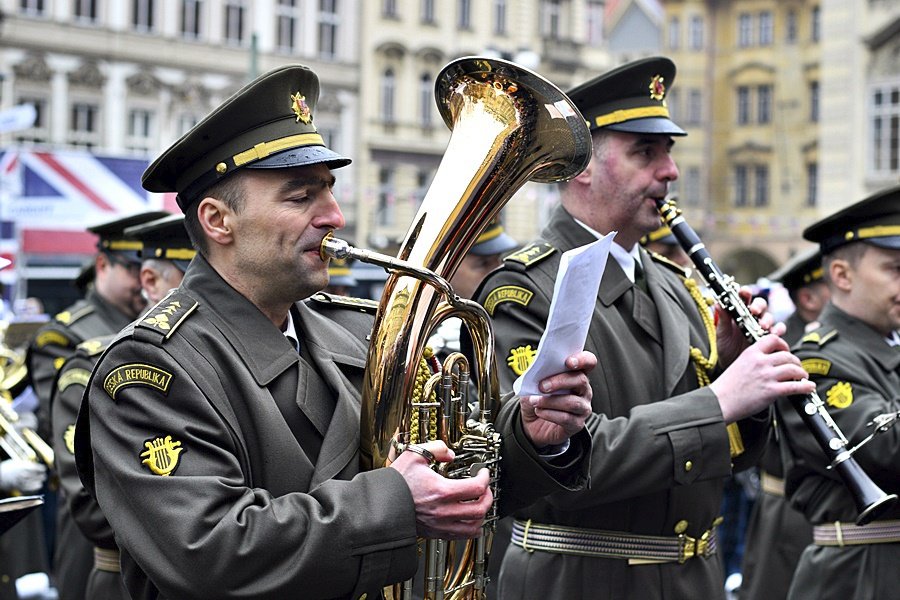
[641,224,678,246]
[124,213,196,273]
[803,184,900,254]
[87,211,170,263]
[567,56,686,136]
[768,247,824,292]
[142,65,351,211]
[471,217,518,256]
[327,257,357,288]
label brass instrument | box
[655,196,897,526]
[0,333,54,468]
[321,57,591,599]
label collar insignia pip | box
[291,91,312,124]
[826,381,853,409]
[140,435,184,476]
[507,345,537,376]
[649,74,666,101]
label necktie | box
[633,260,649,294]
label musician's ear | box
[828,258,853,293]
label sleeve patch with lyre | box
[825,381,853,409]
[507,345,537,376]
[140,435,184,476]
[57,368,92,393]
[484,285,534,316]
[104,364,174,400]
[801,358,832,376]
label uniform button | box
[684,460,693,472]
[674,520,689,534]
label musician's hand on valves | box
[389,440,492,540]
[0,459,46,493]
[519,350,596,449]
[710,334,816,423]
[715,287,779,367]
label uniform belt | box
[813,519,900,546]
[510,519,718,565]
[93,546,121,573]
[760,471,785,497]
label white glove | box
[12,410,38,435]
[0,459,47,493]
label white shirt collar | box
[282,310,300,352]
[573,218,641,283]
[886,330,900,347]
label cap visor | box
[866,237,900,250]
[470,233,519,256]
[248,146,351,170]
[605,117,686,137]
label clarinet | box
[656,197,897,526]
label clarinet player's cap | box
[142,65,351,212]
[566,56,686,136]
[803,184,900,254]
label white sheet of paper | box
[513,232,616,396]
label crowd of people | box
[0,54,897,600]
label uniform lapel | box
[642,252,692,396]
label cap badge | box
[649,75,666,101]
[291,91,312,124]
[140,435,184,476]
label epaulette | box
[310,292,379,314]
[76,336,112,357]
[799,327,839,348]
[647,250,690,278]
[503,242,557,269]
[135,290,199,342]
[55,304,95,326]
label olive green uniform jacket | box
[739,312,812,600]
[27,289,134,600]
[778,303,900,600]
[475,205,767,600]
[51,336,128,600]
[74,255,590,600]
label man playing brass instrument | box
[475,57,814,599]
[74,64,596,599]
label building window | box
[383,0,397,18]
[684,166,701,206]
[786,9,797,43]
[420,73,433,128]
[133,0,154,31]
[870,83,900,176]
[276,0,299,52]
[737,86,751,125]
[74,0,98,22]
[181,0,203,39]
[806,162,817,207]
[126,108,155,153]
[458,0,471,30]
[224,1,245,45]
[70,101,100,148]
[540,0,561,40]
[758,11,773,46]
[13,96,49,144]
[667,88,680,122]
[689,15,703,50]
[381,68,396,123]
[668,16,680,50]
[20,0,46,16]
[494,0,507,35]
[738,13,752,47]
[318,0,339,59]
[586,0,603,46]
[178,113,199,137]
[754,165,769,207]
[758,85,772,124]
[811,5,820,42]
[687,89,702,125]
[735,165,748,207]
[422,0,435,24]
[810,81,819,122]
[378,167,396,227]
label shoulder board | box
[647,250,690,278]
[503,242,557,269]
[76,336,112,357]
[135,290,199,342]
[800,328,839,347]
[310,292,378,314]
[55,304,95,326]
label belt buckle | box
[678,530,712,564]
